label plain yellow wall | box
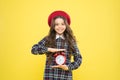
[0,0,120,80]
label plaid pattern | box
[31,37,82,80]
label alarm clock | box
[54,52,66,65]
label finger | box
[59,49,66,51]
[51,65,60,68]
[59,65,68,70]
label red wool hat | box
[48,10,71,27]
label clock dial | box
[55,55,66,65]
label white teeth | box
[57,30,62,31]
[59,30,62,32]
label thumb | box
[59,49,66,51]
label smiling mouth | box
[57,29,64,31]
[58,30,63,32]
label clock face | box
[55,55,66,65]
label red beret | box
[48,10,71,27]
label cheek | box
[54,26,58,30]
[63,26,66,30]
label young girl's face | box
[54,18,66,35]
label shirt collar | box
[56,34,65,39]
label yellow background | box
[0,0,120,80]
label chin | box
[57,33,63,35]
[58,32,64,34]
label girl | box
[31,10,82,80]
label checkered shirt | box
[31,37,82,80]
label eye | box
[55,23,59,26]
[61,23,65,25]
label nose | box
[58,24,62,28]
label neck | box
[56,33,63,36]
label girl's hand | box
[48,48,66,53]
[51,65,69,70]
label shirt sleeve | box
[67,43,82,70]
[31,37,48,55]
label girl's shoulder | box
[43,36,49,40]
[41,36,48,41]
[41,36,50,43]
[38,36,48,43]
